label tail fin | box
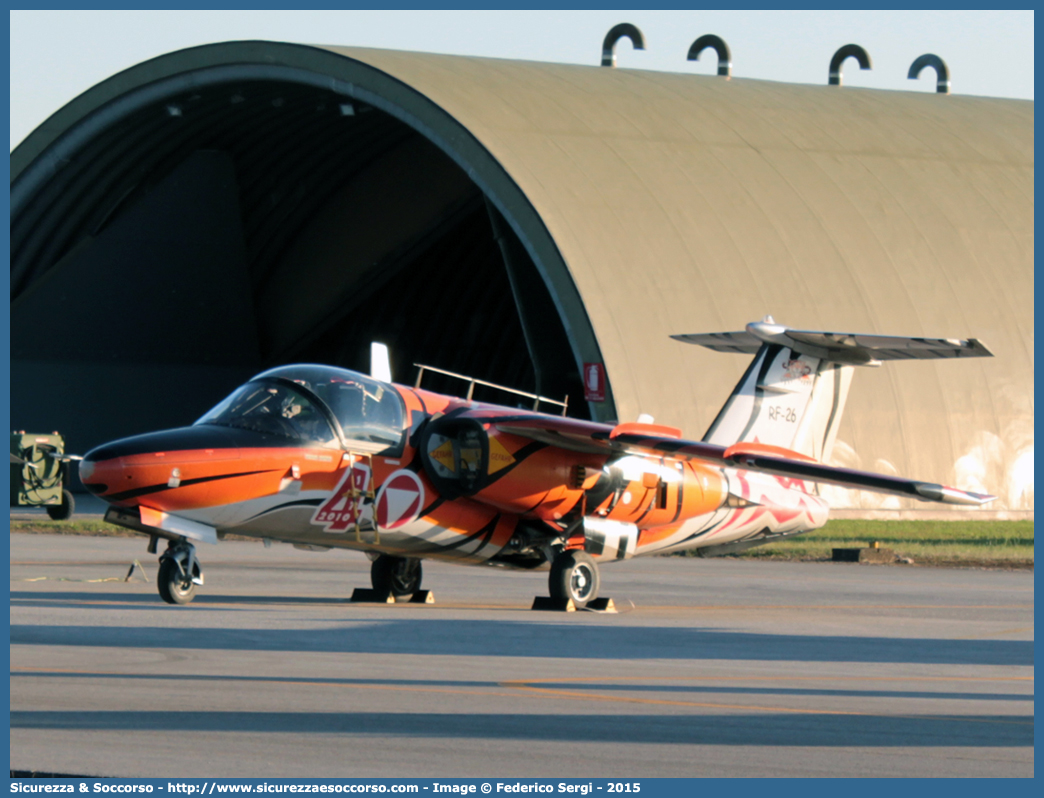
[672,318,992,463]
[699,342,854,462]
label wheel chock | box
[350,588,394,603]
[408,590,435,604]
[583,597,617,613]
[531,596,576,612]
[124,559,149,583]
[832,547,897,563]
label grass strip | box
[10,519,139,536]
[9,519,256,541]
[729,520,1033,566]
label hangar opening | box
[11,50,603,464]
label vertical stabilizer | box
[672,319,990,463]
[700,344,853,461]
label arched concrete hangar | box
[11,41,1033,515]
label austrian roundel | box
[375,469,426,529]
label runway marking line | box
[10,667,523,701]
[952,627,1034,640]
[504,675,1035,684]
[9,599,154,607]
[500,683,1034,725]
[13,668,1032,684]
[12,562,141,567]
[15,577,126,583]
[11,668,1032,726]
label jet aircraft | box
[80,319,995,606]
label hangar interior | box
[12,76,585,457]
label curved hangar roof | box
[11,41,1033,514]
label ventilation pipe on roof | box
[908,54,951,94]
[601,23,645,67]
[828,44,872,86]
[687,34,731,77]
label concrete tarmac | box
[9,533,1034,778]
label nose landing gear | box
[549,549,600,605]
[157,540,203,605]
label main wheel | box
[45,489,75,520]
[549,550,600,605]
[157,557,197,605]
[371,555,422,597]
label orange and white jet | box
[80,319,994,606]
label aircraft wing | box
[718,444,995,506]
[493,414,728,460]
[493,415,995,507]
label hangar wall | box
[11,42,1033,515]
[330,46,1034,516]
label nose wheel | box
[549,550,600,606]
[157,541,202,605]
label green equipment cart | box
[10,431,77,520]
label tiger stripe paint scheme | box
[83,387,740,564]
[81,322,996,605]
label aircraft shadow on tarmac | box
[10,619,1033,666]
[8,710,1032,748]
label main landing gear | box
[350,554,432,603]
[370,554,423,598]
[157,539,203,605]
[549,549,600,605]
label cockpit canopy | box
[195,365,406,453]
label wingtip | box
[967,491,999,506]
[915,482,998,506]
[968,338,995,358]
[946,487,998,506]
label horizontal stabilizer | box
[671,330,763,354]
[672,320,993,365]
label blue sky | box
[10,9,1034,151]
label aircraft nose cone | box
[80,426,242,501]
[79,445,120,495]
